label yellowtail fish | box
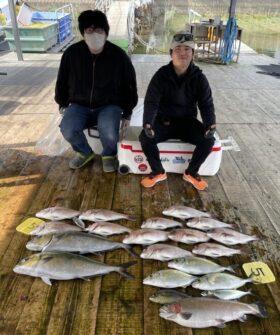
[159,298,267,328]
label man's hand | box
[120,118,130,130]
[59,107,66,115]
[205,124,216,139]
[144,123,155,139]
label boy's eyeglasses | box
[172,33,193,43]
[84,27,105,34]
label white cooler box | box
[85,126,240,176]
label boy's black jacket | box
[55,40,138,119]
[143,61,215,128]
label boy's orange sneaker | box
[141,172,167,188]
[183,173,208,191]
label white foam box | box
[86,126,239,176]
[85,99,239,175]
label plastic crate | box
[4,22,58,52]
[32,11,71,43]
[4,22,57,39]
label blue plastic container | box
[32,11,71,43]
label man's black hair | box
[78,10,110,36]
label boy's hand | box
[144,123,155,138]
[205,125,216,139]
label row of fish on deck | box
[13,205,267,329]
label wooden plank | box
[198,171,268,335]
[222,125,280,235]
[0,155,57,334]
[214,128,280,334]
[0,50,280,335]
[140,179,183,335]
[167,173,217,335]
[43,161,104,335]
[67,162,116,335]
[95,173,142,335]
[12,158,96,335]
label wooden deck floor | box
[0,50,280,335]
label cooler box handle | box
[87,127,99,138]
[220,136,240,151]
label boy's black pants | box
[139,116,215,175]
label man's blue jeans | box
[60,103,123,156]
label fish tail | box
[251,301,268,318]
[227,264,238,273]
[252,234,260,241]
[247,272,260,284]
[239,245,252,255]
[229,223,238,230]
[247,288,257,297]
[117,261,137,279]
[126,215,137,221]
[73,217,86,229]
[123,244,139,257]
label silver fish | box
[72,217,86,229]
[13,252,136,285]
[186,217,236,231]
[168,229,210,244]
[201,289,253,300]
[192,243,244,258]
[163,206,210,220]
[26,232,137,256]
[79,209,136,222]
[123,229,169,245]
[168,256,236,275]
[140,243,192,261]
[207,228,259,245]
[143,269,197,288]
[192,272,253,290]
[30,221,82,236]
[85,222,132,236]
[150,289,191,304]
[141,217,183,230]
[36,207,80,220]
[159,298,267,328]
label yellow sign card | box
[16,217,45,235]
[243,261,275,284]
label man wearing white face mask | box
[55,10,138,172]
[84,28,106,51]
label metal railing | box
[55,4,78,37]
[95,0,114,13]
[127,0,153,54]
[127,0,135,54]
[92,0,152,54]
[188,9,202,25]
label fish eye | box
[21,257,29,263]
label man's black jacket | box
[55,40,138,119]
[143,61,216,128]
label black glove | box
[144,124,155,139]
[205,126,216,139]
